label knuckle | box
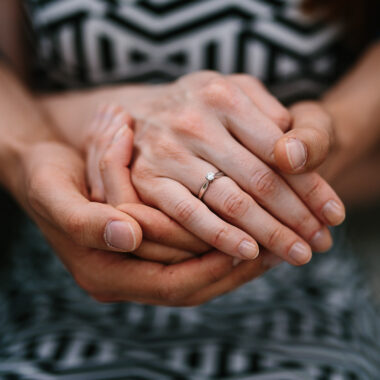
[221,191,250,220]
[64,211,85,244]
[272,108,292,130]
[173,199,198,223]
[132,162,155,182]
[266,226,285,248]
[152,138,188,163]
[303,177,323,204]
[173,109,208,141]
[200,77,240,109]
[250,169,278,198]
[99,153,113,172]
[292,211,315,235]
[211,226,229,247]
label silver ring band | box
[198,171,224,200]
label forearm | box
[322,42,380,156]
[0,63,57,198]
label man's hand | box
[15,141,271,305]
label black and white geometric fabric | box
[26,0,347,103]
[1,1,379,379]
[1,219,380,380]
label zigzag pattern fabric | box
[1,0,379,379]
[27,0,345,103]
[1,220,380,379]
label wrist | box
[38,83,163,153]
[0,133,56,205]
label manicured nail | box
[322,200,345,226]
[262,253,283,270]
[232,258,242,267]
[288,242,311,265]
[238,240,259,260]
[285,138,307,170]
[104,220,136,251]
[112,124,128,143]
[310,228,333,252]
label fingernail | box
[112,124,128,143]
[288,242,311,265]
[285,138,307,170]
[238,240,259,260]
[104,221,136,251]
[322,200,345,226]
[310,228,333,252]
[262,253,283,270]
[232,258,242,267]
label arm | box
[275,41,380,193]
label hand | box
[17,140,277,305]
[86,103,210,264]
[103,72,344,265]
[273,100,373,197]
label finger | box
[32,164,143,252]
[95,107,132,175]
[274,102,334,173]
[282,171,346,226]
[168,159,313,265]
[181,250,283,305]
[136,177,260,260]
[80,249,236,304]
[228,74,291,132]
[92,107,131,198]
[211,88,345,227]
[117,203,210,253]
[86,107,108,202]
[100,124,140,205]
[87,105,130,201]
[197,132,332,252]
[133,240,198,264]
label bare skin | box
[1,1,379,305]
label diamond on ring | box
[198,171,225,200]
[206,172,215,181]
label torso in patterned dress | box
[0,1,379,379]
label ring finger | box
[136,157,312,265]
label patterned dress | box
[1,1,380,379]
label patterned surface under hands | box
[0,217,380,379]
[27,0,344,103]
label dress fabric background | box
[0,1,379,379]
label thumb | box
[274,102,334,174]
[28,146,143,252]
[63,199,144,252]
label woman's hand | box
[14,139,279,305]
[86,104,211,264]
[108,72,344,265]
[274,43,380,186]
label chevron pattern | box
[1,218,380,379]
[26,0,345,103]
[2,1,379,379]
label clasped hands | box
[26,72,345,306]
